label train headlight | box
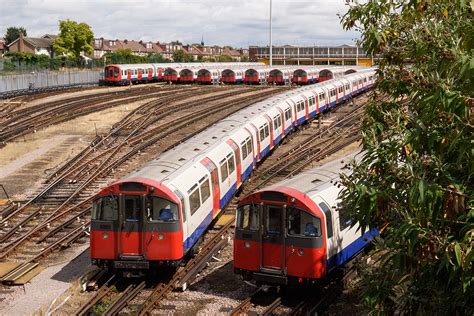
[158,234,165,240]
[298,248,304,256]
[244,241,250,249]
[102,233,109,239]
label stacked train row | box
[103,62,367,86]
[91,69,378,284]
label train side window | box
[147,196,179,222]
[228,154,235,174]
[236,204,259,230]
[259,128,265,141]
[264,125,269,137]
[241,142,248,160]
[199,177,210,203]
[319,93,324,101]
[92,196,118,220]
[188,185,201,215]
[273,118,278,130]
[338,203,352,230]
[318,202,333,238]
[220,159,228,182]
[287,207,322,237]
[246,139,252,155]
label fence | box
[0,70,102,98]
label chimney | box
[19,32,25,52]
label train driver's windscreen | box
[287,207,321,237]
[147,196,179,222]
[236,204,259,230]
[114,68,119,78]
[92,196,118,220]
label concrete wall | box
[0,70,101,96]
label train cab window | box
[199,177,210,202]
[147,196,179,222]
[318,202,333,238]
[227,154,235,174]
[188,185,201,215]
[174,190,186,223]
[220,158,229,182]
[92,196,118,220]
[236,204,259,230]
[124,196,142,221]
[287,207,322,237]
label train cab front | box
[90,179,184,276]
[104,65,122,85]
[234,189,327,286]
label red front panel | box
[262,243,283,269]
[90,230,119,259]
[121,231,142,256]
[234,239,260,271]
[143,231,184,260]
[198,76,212,82]
[285,246,327,278]
[180,76,194,82]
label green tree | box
[172,49,193,62]
[104,48,148,64]
[217,54,234,62]
[4,26,27,46]
[52,20,94,61]
[340,0,473,314]
[148,52,169,63]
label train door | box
[127,69,131,81]
[260,204,285,271]
[249,124,260,161]
[138,69,143,80]
[304,97,310,120]
[263,115,274,149]
[226,140,242,188]
[200,158,220,217]
[120,195,143,257]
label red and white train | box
[103,63,366,86]
[90,70,376,274]
[234,152,379,285]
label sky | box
[1,0,360,48]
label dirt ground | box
[0,99,149,200]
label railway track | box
[0,86,289,264]
[0,84,205,143]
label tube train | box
[103,63,362,86]
[90,70,376,274]
[234,152,379,285]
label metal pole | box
[269,0,273,67]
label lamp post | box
[269,0,273,67]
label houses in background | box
[6,34,57,57]
[3,33,249,61]
[92,37,248,61]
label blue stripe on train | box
[183,209,214,252]
[326,228,379,271]
[241,164,253,182]
[219,183,237,209]
[274,134,282,145]
[260,145,270,158]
